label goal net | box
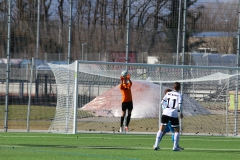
[48,60,240,136]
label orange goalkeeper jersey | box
[120,82,132,102]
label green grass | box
[0,132,240,160]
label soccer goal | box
[48,60,240,136]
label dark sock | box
[120,116,124,127]
[126,114,131,126]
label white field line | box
[0,134,240,141]
[1,144,240,152]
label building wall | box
[189,36,237,54]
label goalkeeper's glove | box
[126,74,130,79]
[120,76,125,80]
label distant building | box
[147,56,159,64]
[190,32,237,54]
[110,51,137,63]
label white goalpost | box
[48,60,240,135]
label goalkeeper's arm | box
[120,76,124,84]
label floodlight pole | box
[234,0,240,136]
[27,58,34,132]
[180,0,187,136]
[34,0,40,81]
[67,0,73,65]
[4,0,12,132]
[65,0,73,133]
[122,0,131,133]
[125,0,131,71]
[82,43,87,60]
[176,0,182,65]
[36,0,40,61]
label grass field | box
[1,132,240,160]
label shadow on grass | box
[1,145,140,160]
[14,144,141,150]
[185,148,240,154]
[16,144,77,148]
[79,146,141,150]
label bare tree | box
[196,1,238,54]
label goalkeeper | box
[119,71,133,133]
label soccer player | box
[153,82,183,151]
[119,71,133,133]
[159,88,184,150]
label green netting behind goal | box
[48,60,240,135]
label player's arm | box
[179,104,183,118]
[179,95,183,118]
[161,94,167,104]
